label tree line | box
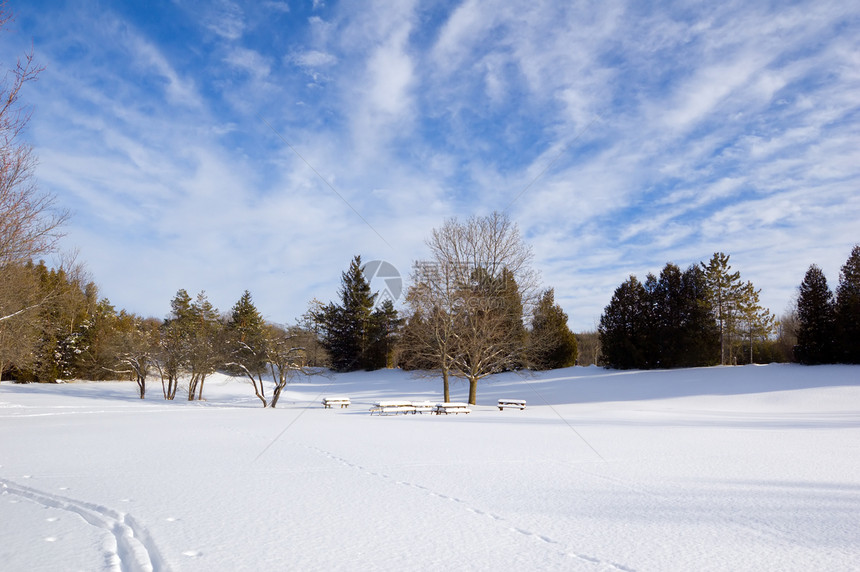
[1,10,856,408]
[794,246,860,364]
[598,247,860,369]
[598,253,777,369]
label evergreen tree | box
[312,255,381,372]
[71,298,121,380]
[835,245,860,363]
[529,288,577,370]
[702,252,743,365]
[227,290,268,406]
[737,280,776,364]
[599,265,718,370]
[366,299,403,369]
[795,265,836,364]
[651,264,718,368]
[186,291,222,400]
[158,289,194,400]
[599,276,650,369]
[497,268,528,367]
[677,265,720,366]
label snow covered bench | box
[411,401,436,414]
[497,399,526,411]
[370,401,416,415]
[322,397,351,409]
[433,402,471,415]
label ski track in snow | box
[0,477,171,572]
[307,446,636,572]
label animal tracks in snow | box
[308,446,636,571]
[0,477,171,572]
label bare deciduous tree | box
[574,330,601,366]
[112,316,160,399]
[265,323,328,408]
[0,6,65,268]
[404,212,538,405]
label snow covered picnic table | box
[411,401,436,413]
[322,397,351,409]
[433,402,471,415]
[497,399,526,410]
[369,401,416,415]
[369,400,465,415]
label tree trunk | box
[187,374,198,401]
[271,382,285,408]
[251,373,267,407]
[468,376,477,405]
[442,368,450,403]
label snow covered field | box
[1,364,859,571]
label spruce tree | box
[187,291,222,401]
[835,245,860,363]
[795,265,836,364]
[159,289,194,400]
[313,255,381,371]
[529,288,577,370]
[227,290,268,405]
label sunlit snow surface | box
[1,364,859,571]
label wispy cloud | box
[6,0,858,330]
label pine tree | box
[795,265,836,364]
[737,281,776,364]
[702,253,743,365]
[835,245,860,363]
[529,288,577,370]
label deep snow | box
[1,364,859,571]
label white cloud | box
[204,0,246,40]
[291,49,337,68]
[224,47,271,79]
[263,1,290,13]
[12,0,860,332]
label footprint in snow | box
[183,550,202,558]
[46,517,59,522]
[165,517,179,522]
[44,537,57,542]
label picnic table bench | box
[433,402,471,415]
[411,401,436,414]
[370,401,416,415]
[322,397,351,409]
[497,399,526,411]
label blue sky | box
[3,0,859,330]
